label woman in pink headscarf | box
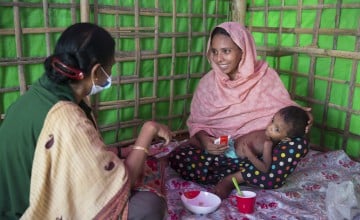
[169,22,312,199]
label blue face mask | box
[88,66,112,95]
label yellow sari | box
[21,101,130,220]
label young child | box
[213,105,310,198]
[227,105,309,172]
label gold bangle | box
[132,145,149,155]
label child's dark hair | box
[44,22,115,84]
[278,106,309,138]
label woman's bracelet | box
[132,145,149,155]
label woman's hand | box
[138,121,175,146]
[125,121,174,187]
[302,107,313,133]
[195,131,228,155]
[147,121,174,145]
[241,143,254,159]
[234,138,246,158]
[206,141,228,155]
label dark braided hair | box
[44,23,115,84]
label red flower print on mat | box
[285,191,301,199]
[303,184,321,191]
[171,180,191,189]
[339,159,356,168]
[257,201,278,209]
[146,159,158,171]
[321,172,340,181]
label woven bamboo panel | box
[1,0,359,159]
[90,1,232,147]
[0,0,231,147]
[0,1,79,111]
[238,0,360,158]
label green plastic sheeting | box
[0,0,359,158]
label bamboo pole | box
[42,0,51,55]
[290,0,303,101]
[134,0,141,135]
[153,0,160,120]
[13,0,26,94]
[342,16,360,150]
[80,0,90,105]
[247,3,360,10]
[307,0,323,102]
[80,0,89,22]
[256,46,360,60]
[232,0,246,25]
[262,0,269,60]
[168,0,176,129]
[320,0,342,148]
[183,0,193,129]
[71,0,76,22]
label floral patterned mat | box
[146,141,360,220]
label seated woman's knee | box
[128,191,166,220]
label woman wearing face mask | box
[0,23,173,220]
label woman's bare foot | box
[212,177,235,199]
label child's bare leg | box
[212,171,244,199]
[212,175,234,199]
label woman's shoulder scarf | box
[21,101,130,220]
[187,22,297,138]
[0,74,86,219]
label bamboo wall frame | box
[0,0,231,147]
[240,1,360,157]
[0,1,359,158]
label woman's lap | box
[169,144,244,184]
[241,137,309,189]
[169,137,309,189]
[128,191,166,220]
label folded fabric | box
[326,180,360,220]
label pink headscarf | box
[187,22,297,138]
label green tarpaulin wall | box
[0,0,359,159]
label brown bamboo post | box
[80,0,90,106]
[183,0,193,129]
[232,0,247,25]
[320,0,342,148]
[93,0,98,25]
[307,0,323,101]
[290,0,303,100]
[153,0,160,120]
[342,16,360,151]
[42,0,51,55]
[262,0,269,60]
[71,0,77,23]
[80,0,89,22]
[168,0,177,129]
[13,0,26,94]
[132,0,141,137]
[202,0,207,73]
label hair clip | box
[51,57,84,80]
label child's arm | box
[261,140,273,172]
[243,142,270,173]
